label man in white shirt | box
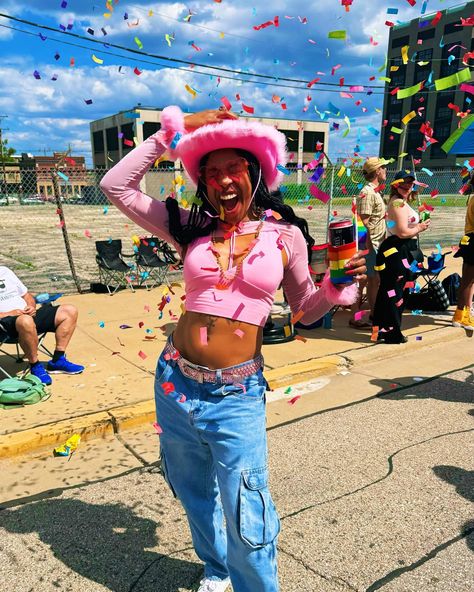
[0,266,84,384]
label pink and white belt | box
[163,339,264,385]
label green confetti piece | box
[328,30,346,40]
[434,67,471,91]
[397,82,423,99]
[134,36,143,50]
[284,387,292,394]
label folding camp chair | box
[95,239,135,295]
[406,250,452,312]
[0,331,53,378]
[135,237,170,290]
[417,250,451,291]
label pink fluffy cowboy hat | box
[160,105,288,191]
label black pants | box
[373,236,418,341]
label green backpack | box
[0,375,51,409]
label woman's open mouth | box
[220,193,239,213]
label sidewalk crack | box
[365,525,474,591]
[278,546,358,591]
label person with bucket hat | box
[351,157,388,328]
[372,170,431,344]
[100,105,366,592]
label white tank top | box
[387,201,420,236]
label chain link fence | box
[0,165,468,294]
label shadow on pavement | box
[433,465,474,553]
[370,371,474,405]
[0,498,200,591]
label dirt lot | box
[0,199,466,294]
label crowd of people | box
[353,158,474,343]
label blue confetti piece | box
[411,310,423,316]
[387,220,396,229]
[276,164,291,175]
[103,206,108,215]
[170,132,182,150]
[99,321,105,328]
[387,7,398,14]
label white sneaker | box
[197,577,231,592]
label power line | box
[0,11,389,90]
[0,21,465,99]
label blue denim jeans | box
[154,349,280,592]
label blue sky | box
[0,0,468,165]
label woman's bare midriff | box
[172,311,263,369]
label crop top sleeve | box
[281,225,359,326]
[99,131,189,256]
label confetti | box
[200,326,208,345]
[234,329,245,338]
[288,395,301,405]
[138,350,147,360]
[161,382,175,395]
[152,422,163,434]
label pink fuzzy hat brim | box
[172,119,288,191]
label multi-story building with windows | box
[380,1,474,167]
[90,106,329,184]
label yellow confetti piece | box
[148,9,153,16]
[283,325,292,337]
[185,84,197,98]
[398,152,408,158]
[165,34,173,47]
[374,264,386,271]
[92,54,104,64]
[103,12,111,18]
[379,76,391,83]
[390,126,403,134]
[390,65,400,72]
[219,32,225,39]
[134,36,143,50]
[401,45,409,65]
[402,111,416,125]
[131,235,140,246]
[337,165,346,178]
[383,248,398,258]
[461,235,470,245]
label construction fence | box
[0,165,468,295]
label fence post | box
[51,171,83,294]
[326,164,335,242]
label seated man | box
[0,265,84,385]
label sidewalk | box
[0,257,467,458]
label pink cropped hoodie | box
[100,131,358,327]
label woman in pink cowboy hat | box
[101,106,366,592]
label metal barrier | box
[0,165,468,294]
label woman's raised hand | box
[184,109,238,132]
[418,219,431,233]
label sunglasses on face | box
[198,157,249,188]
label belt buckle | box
[197,370,204,384]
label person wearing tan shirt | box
[353,157,388,326]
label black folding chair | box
[0,331,53,378]
[95,239,135,295]
[417,251,451,291]
[135,237,170,290]
[155,239,183,270]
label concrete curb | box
[0,325,466,459]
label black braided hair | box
[165,149,315,262]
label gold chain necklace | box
[211,220,264,290]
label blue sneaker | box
[47,354,84,375]
[30,363,52,385]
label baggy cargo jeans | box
[154,350,280,592]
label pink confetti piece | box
[200,326,208,345]
[310,184,331,204]
[84,229,92,238]
[401,258,411,269]
[178,394,187,403]
[234,329,245,338]
[144,305,150,312]
[387,289,396,298]
[153,422,163,434]
[138,350,147,360]
[232,303,245,320]
[404,281,415,290]
[354,310,370,321]
[288,395,301,405]
[235,383,247,394]
[395,298,404,308]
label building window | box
[121,123,134,154]
[413,66,431,84]
[417,28,435,41]
[143,122,161,140]
[416,48,433,61]
[430,123,452,159]
[106,126,119,151]
[440,41,461,77]
[92,131,104,154]
[435,92,455,121]
[392,35,410,49]
[303,131,325,153]
[281,130,299,152]
[443,21,461,35]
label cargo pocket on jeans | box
[239,467,280,548]
[159,450,177,498]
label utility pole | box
[0,115,9,205]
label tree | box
[0,138,16,162]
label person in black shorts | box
[0,265,84,384]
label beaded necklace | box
[211,220,264,290]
